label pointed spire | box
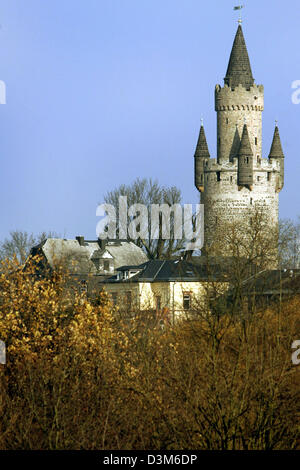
[238,124,253,156]
[224,25,254,90]
[269,125,284,159]
[195,125,210,158]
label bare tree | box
[278,217,300,268]
[103,177,186,259]
[0,230,60,263]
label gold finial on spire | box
[275,119,278,127]
[201,117,204,127]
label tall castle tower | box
[194,24,284,261]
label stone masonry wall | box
[215,83,264,164]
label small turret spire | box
[224,24,254,90]
[269,125,284,159]
[238,124,253,156]
[194,123,210,193]
[195,124,210,158]
[238,124,254,189]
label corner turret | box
[269,125,284,191]
[194,124,210,192]
[238,124,253,190]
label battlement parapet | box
[215,83,264,111]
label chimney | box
[98,239,108,250]
[76,236,85,246]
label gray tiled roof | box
[30,238,148,275]
[268,126,284,159]
[241,269,300,295]
[105,241,148,267]
[238,124,253,156]
[195,125,210,158]
[224,25,254,89]
[105,259,227,283]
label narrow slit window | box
[183,293,191,310]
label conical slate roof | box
[224,25,254,90]
[269,126,284,158]
[195,125,210,158]
[238,124,253,156]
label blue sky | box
[0,0,299,241]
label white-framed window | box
[183,293,191,310]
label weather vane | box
[234,5,245,24]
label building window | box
[257,156,260,164]
[226,118,229,124]
[255,137,258,145]
[217,171,221,182]
[125,291,132,310]
[267,172,271,181]
[257,176,260,182]
[230,175,233,183]
[111,292,118,305]
[250,197,253,205]
[103,260,110,271]
[80,280,87,295]
[183,293,191,310]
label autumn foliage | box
[0,256,299,450]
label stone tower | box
[194,24,284,262]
